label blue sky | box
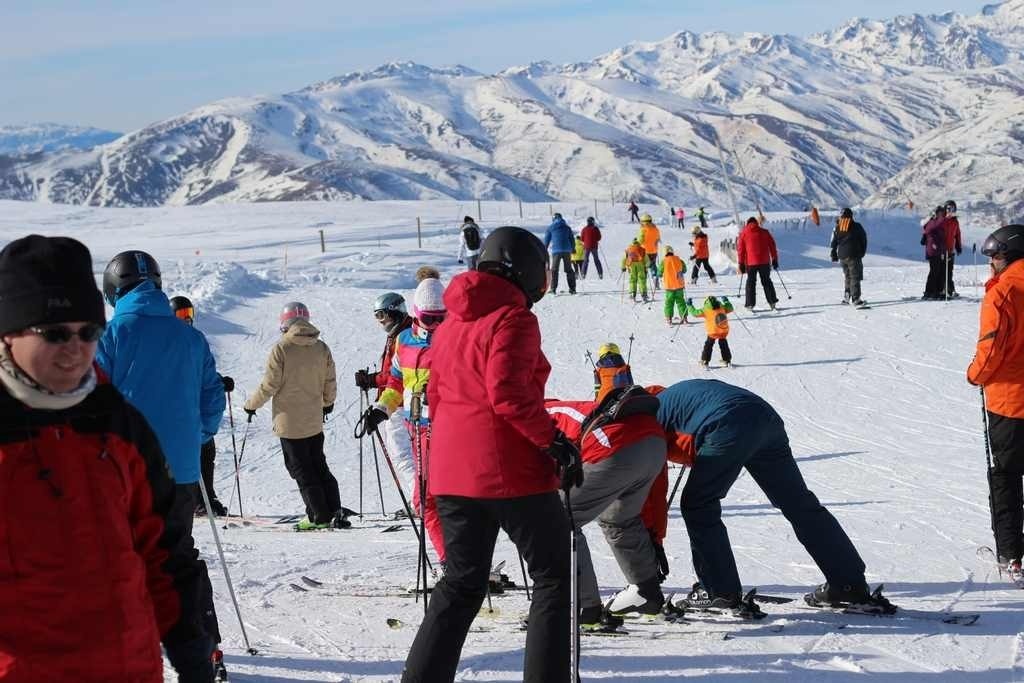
[1,1,988,132]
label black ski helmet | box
[169,295,194,324]
[477,226,549,306]
[841,207,853,219]
[103,250,161,305]
[981,224,1024,264]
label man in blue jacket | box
[654,379,892,617]
[544,213,576,295]
[97,250,228,678]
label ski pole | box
[369,428,432,572]
[981,387,997,543]
[410,396,430,612]
[737,272,745,298]
[730,305,754,338]
[518,549,531,601]
[567,486,580,682]
[358,388,366,519]
[584,350,596,370]
[775,269,793,300]
[226,390,242,519]
[626,333,635,364]
[369,425,386,516]
[944,251,949,301]
[973,243,979,296]
[225,419,251,519]
[197,471,258,656]
[666,465,688,509]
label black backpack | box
[463,224,481,251]
[579,385,661,441]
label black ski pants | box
[550,253,576,294]
[680,406,866,599]
[744,264,778,308]
[175,484,222,644]
[701,337,731,364]
[945,252,958,295]
[924,255,946,297]
[281,433,340,524]
[583,247,603,278]
[198,438,220,506]
[987,412,1024,562]
[691,258,716,283]
[402,492,571,683]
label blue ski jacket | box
[96,281,225,484]
[655,379,782,459]
[544,217,576,255]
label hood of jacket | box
[283,318,321,345]
[113,281,173,318]
[443,271,529,322]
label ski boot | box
[212,647,228,681]
[769,303,778,311]
[331,509,352,529]
[208,498,228,516]
[699,359,710,369]
[841,293,850,305]
[804,581,896,614]
[294,517,331,532]
[607,580,665,617]
[744,305,754,312]
[666,317,674,326]
[642,293,651,303]
[710,277,718,284]
[677,582,764,619]
[580,605,625,633]
[1000,557,1023,587]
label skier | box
[687,296,734,368]
[244,302,346,531]
[456,216,483,271]
[697,206,708,229]
[736,216,779,311]
[675,206,685,229]
[921,205,948,300]
[357,278,448,564]
[943,200,963,298]
[593,342,634,402]
[401,226,581,683]
[170,295,233,516]
[544,389,668,630]
[689,225,717,284]
[628,200,640,223]
[622,238,650,303]
[638,214,662,289]
[660,246,688,325]
[97,249,227,677]
[652,379,892,617]
[0,235,216,681]
[544,212,577,295]
[571,233,586,279]
[354,292,415,477]
[829,208,868,307]
[967,224,1024,583]
[580,216,603,279]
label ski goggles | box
[418,312,446,327]
[27,323,105,344]
[174,306,195,323]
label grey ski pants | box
[841,257,863,302]
[565,436,666,609]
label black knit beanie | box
[0,235,106,335]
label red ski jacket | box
[736,221,778,267]
[581,225,602,250]
[426,271,559,498]
[0,371,209,682]
[944,216,962,253]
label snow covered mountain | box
[1,1,1022,217]
[0,123,120,156]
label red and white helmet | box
[279,301,310,331]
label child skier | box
[687,295,734,368]
[572,234,586,279]
[660,246,688,325]
[593,342,634,402]
[638,214,662,289]
[622,239,650,303]
[689,226,717,284]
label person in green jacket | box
[572,235,586,279]
[686,295,735,367]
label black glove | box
[458,258,464,264]
[771,259,779,270]
[920,234,927,246]
[738,264,746,275]
[354,369,376,391]
[221,375,234,393]
[323,404,333,422]
[358,406,388,434]
[830,251,838,263]
[545,431,583,491]
[653,539,670,579]
[956,247,962,256]
[621,267,627,273]
[165,635,215,683]
[244,408,256,422]
[687,241,694,247]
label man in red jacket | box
[0,235,213,682]
[545,395,667,631]
[943,200,963,299]
[401,227,582,683]
[736,216,779,310]
[580,217,603,279]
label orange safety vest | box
[639,225,661,255]
[624,243,646,265]
[594,364,634,403]
[702,307,730,339]
[662,254,686,290]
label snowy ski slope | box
[2,199,1021,681]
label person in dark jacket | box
[829,207,868,306]
[0,235,214,682]
[921,205,949,299]
[398,226,582,683]
[653,380,891,616]
[97,250,227,672]
[628,201,640,223]
[943,200,963,298]
[580,217,603,279]
[736,217,779,310]
[544,213,577,295]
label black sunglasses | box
[419,312,446,326]
[27,323,105,344]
